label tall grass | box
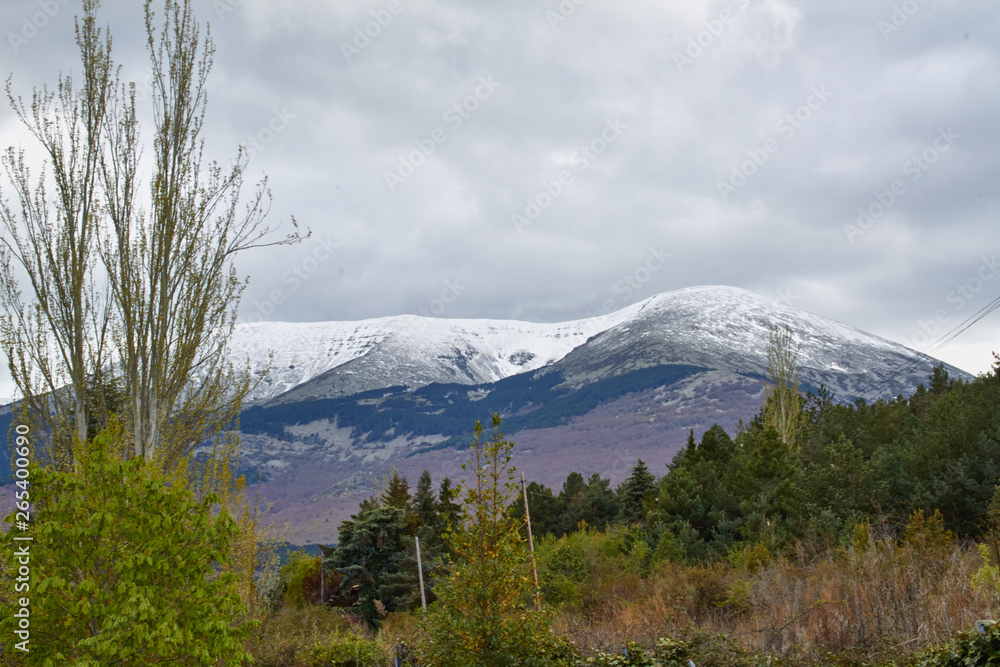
[548,525,999,664]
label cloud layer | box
[1,0,997,391]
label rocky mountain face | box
[214,286,969,543]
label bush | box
[0,419,252,665]
[911,620,1000,666]
[306,632,388,666]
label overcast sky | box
[1,0,997,403]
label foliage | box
[332,503,415,627]
[418,413,572,666]
[971,544,1000,597]
[283,553,321,609]
[762,324,806,450]
[0,419,252,665]
[304,632,388,667]
[910,621,1000,667]
[244,604,391,667]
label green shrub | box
[0,419,252,665]
[911,620,1000,667]
[306,632,388,666]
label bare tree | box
[0,0,115,468]
[101,0,303,467]
[762,324,806,450]
[2,0,304,470]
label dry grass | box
[552,535,1000,664]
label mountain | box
[214,285,971,543]
[231,285,965,407]
[228,310,629,405]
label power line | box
[853,292,1000,402]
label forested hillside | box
[249,356,1000,665]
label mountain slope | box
[544,285,963,401]
[232,285,969,408]
[229,312,628,405]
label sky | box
[0,0,997,402]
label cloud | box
[0,0,997,386]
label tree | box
[0,0,115,468]
[437,476,463,530]
[730,426,803,545]
[1,0,303,471]
[413,470,439,529]
[762,324,806,450]
[418,414,570,666]
[0,419,252,664]
[332,502,415,626]
[383,469,412,509]
[620,458,656,524]
[101,0,303,468]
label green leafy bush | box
[911,620,1000,667]
[306,632,388,666]
[0,419,252,665]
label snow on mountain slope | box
[228,310,633,404]
[547,285,970,399]
[228,285,968,406]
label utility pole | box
[521,471,541,612]
[415,535,427,610]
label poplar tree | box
[0,0,115,469]
[1,0,303,470]
[102,0,303,468]
[762,324,806,450]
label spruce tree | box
[621,459,656,524]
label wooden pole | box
[415,535,427,610]
[521,471,541,612]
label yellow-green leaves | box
[0,420,252,665]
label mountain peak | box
[229,285,966,405]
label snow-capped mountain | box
[216,285,977,543]
[229,285,968,407]
[229,305,631,405]
[541,285,965,400]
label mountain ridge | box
[230,285,970,408]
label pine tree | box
[437,476,463,530]
[413,470,440,532]
[383,469,411,509]
[621,459,656,524]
